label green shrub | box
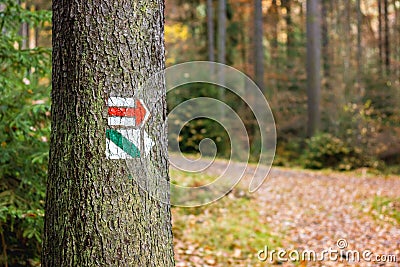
[301,133,364,170]
[0,1,51,265]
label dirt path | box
[170,155,400,266]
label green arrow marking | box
[106,129,140,158]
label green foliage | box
[167,83,232,159]
[301,133,364,170]
[298,100,388,171]
[0,1,51,265]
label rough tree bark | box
[254,0,265,92]
[42,0,175,266]
[306,0,321,137]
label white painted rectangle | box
[108,117,137,127]
[108,97,136,107]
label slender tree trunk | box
[321,0,330,82]
[378,0,383,74]
[356,0,363,94]
[217,0,226,116]
[207,0,215,63]
[282,0,293,66]
[344,0,351,93]
[254,0,265,92]
[218,0,226,65]
[306,0,321,137]
[270,0,279,65]
[384,0,390,74]
[395,0,400,82]
[43,0,175,266]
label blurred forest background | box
[0,0,399,265]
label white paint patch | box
[106,138,131,159]
[107,117,137,127]
[106,128,155,159]
[108,97,136,107]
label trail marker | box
[106,97,153,159]
[107,97,150,127]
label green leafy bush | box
[0,1,51,265]
[301,133,364,170]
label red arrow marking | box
[108,100,146,126]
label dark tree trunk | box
[306,0,321,137]
[356,0,363,92]
[378,0,383,73]
[218,0,226,65]
[207,0,215,63]
[384,0,390,74]
[282,0,293,60]
[269,0,279,65]
[217,0,226,116]
[321,0,330,81]
[344,0,351,85]
[395,0,400,81]
[254,0,265,92]
[43,0,175,266]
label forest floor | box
[170,155,400,267]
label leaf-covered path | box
[171,156,400,266]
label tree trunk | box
[217,0,226,116]
[269,0,279,65]
[356,0,363,93]
[306,0,321,137]
[43,0,175,266]
[384,0,390,74]
[218,0,226,65]
[344,0,351,90]
[207,0,215,63]
[321,0,330,82]
[378,0,383,73]
[254,0,265,92]
[282,0,293,61]
[395,0,400,81]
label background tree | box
[207,0,215,63]
[306,0,321,137]
[218,0,227,65]
[254,0,265,92]
[42,0,175,265]
[383,0,390,74]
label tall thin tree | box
[356,0,363,94]
[321,0,330,81]
[207,0,215,63]
[306,0,322,137]
[282,0,293,61]
[43,0,175,265]
[384,0,390,74]
[254,0,265,92]
[217,0,226,117]
[378,0,383,73]
[218,0,226,65]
